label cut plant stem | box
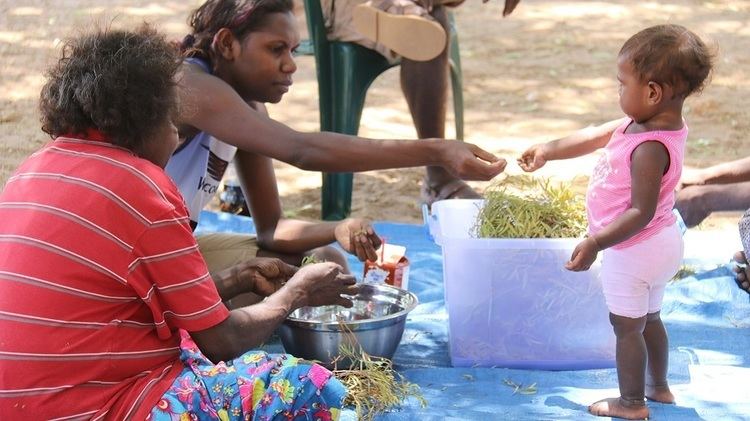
[474,175,587,239]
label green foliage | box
[300,255,321,266]
[474,176,587,239]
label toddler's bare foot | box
[588,397,649,420]
[646,383,675,403]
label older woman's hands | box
[214,257,298,301]
[237,257,299,297]
[286,262,359,308]
[334,218,382,262]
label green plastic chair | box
[302,0,464,220]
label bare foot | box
[646,383,675,403]
[588,397,649,420]
[732,251,750,294]
[420,178,481,207]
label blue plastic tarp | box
[196,211,750,420]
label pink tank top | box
[586,118,687,249]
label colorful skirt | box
[148,331,345,421]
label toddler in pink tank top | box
[518,25,714,420]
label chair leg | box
[321,44,393,221]
[321,173,354,221]
[448,12,464,141]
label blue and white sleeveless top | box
[166,58,237,228]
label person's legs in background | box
[400,4,481,204]
[732,207,750,294]
[324,0,481,206]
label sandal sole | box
[352,3,447,62]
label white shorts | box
[600,223,683,318]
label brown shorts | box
[196,232,259,274]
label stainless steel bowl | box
[278,283,418,366]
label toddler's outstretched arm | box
[518,118,626,172]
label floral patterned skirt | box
[148,331,345,421]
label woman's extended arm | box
[680,156,750,187]
[178,64,506,179]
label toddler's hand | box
[565,237,600,271]
[517,144,548,172]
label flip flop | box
[421,178,481,208]
[352,1,447,62]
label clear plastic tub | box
[427,199,616,370]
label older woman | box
[0,25,354,420]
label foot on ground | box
[646,383,675,404]
[732,251,750,294]
[588,397,649,420]
[421,178,481,207]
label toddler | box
[518,24,713,420]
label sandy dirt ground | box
[2,0,749,228]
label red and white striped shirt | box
[0,134,229,420]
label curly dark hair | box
[39,25,180,152]
[619,24,715,99]
[180,0,294,64]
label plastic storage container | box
[427,199,616,370]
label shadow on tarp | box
[195,212,750,420]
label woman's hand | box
[231,257,298,297]
[334,218,382,262]
[677,167,707,190]
[517,143,549,172]
[286,262,359,308]
[438,141,507,181]
[565,237,601,271]
[192,262,356,362]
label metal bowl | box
[278,283,418,366]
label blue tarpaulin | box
[196,211,750,420]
